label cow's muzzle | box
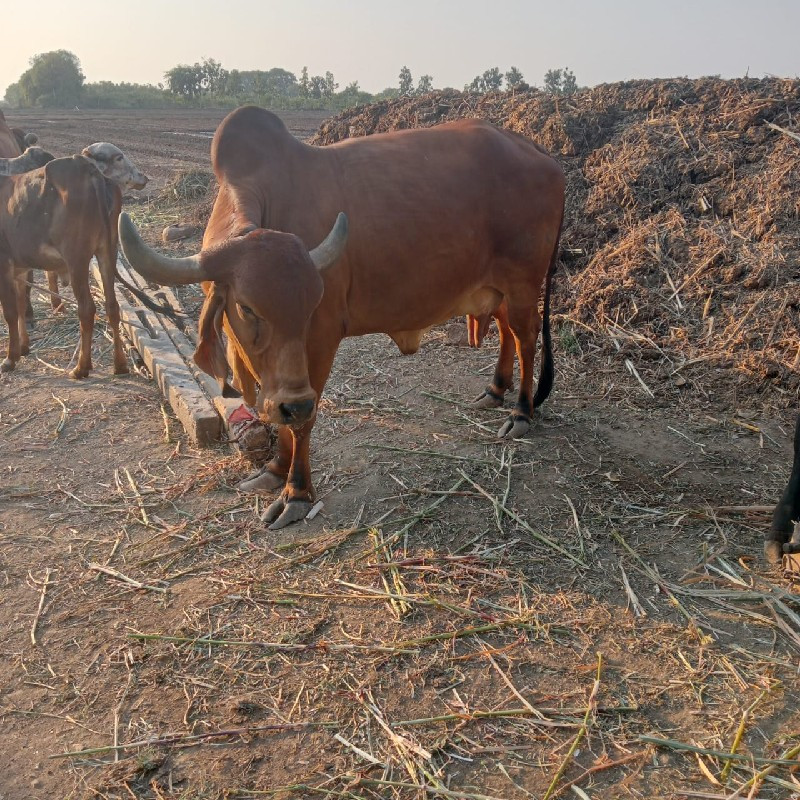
[278,398,316,425]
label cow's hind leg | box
[48,273,65,313]
[474,302,514,409]
[13,273,31,359]
[69,264,95,379]
[96,246,128,374]
[497,302,540,439]
[24,270,36,330]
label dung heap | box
[313,78,800,407]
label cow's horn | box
[308,212,348,271]
[118,212,204,285]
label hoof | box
[70,366,90,379]
[261,497,314,530]
[497,414,531,439]
[0,358,15,373]
[237,468,284,494]
[764,540,783,564]
[473,389,505,409]
[113,363,130,375]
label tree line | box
[2,50,579,110]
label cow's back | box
[219,110,560,240]
[320,118,565,272]
[2,157,110,267]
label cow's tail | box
[532,213,562,409]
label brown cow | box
[29,143,151,313]
[118,105,565,529]
[0,147,148,378]
[0,110,63,322]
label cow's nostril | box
[279,399,315,421]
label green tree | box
[481,67,503,91]
[543,67,577,96]
[219,69,244,96]
[309,75,326,99]
[16,50,84,107]
[323,71,338,98]
[164,63,203,99]
[299,66,310,97]
[3,81,23,106]
[465,67,502,93]
[416,74,433,94]
[398,66,414,96]
[199,58,228,95]
[374,86,400,101]
[504,66,528,91]
[164,58,233,99]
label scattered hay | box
[162,168,215,201]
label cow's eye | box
[239,303,255,317]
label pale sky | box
[2,0,798,97]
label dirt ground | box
[0,108,799,800]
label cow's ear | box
[227,339,257,406]
[81,147,107,175]
[194,284,230,392]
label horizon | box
[2,0,799,99]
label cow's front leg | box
[262,419,316,530]
[0,268,22,372]
[238,424,291,493]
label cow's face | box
[82,142,148,190]
[117,211,348,428]
[197,232,326,427]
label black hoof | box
[260,497,314,530]
[497,414,531,439]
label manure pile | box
[314,78,800,407]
